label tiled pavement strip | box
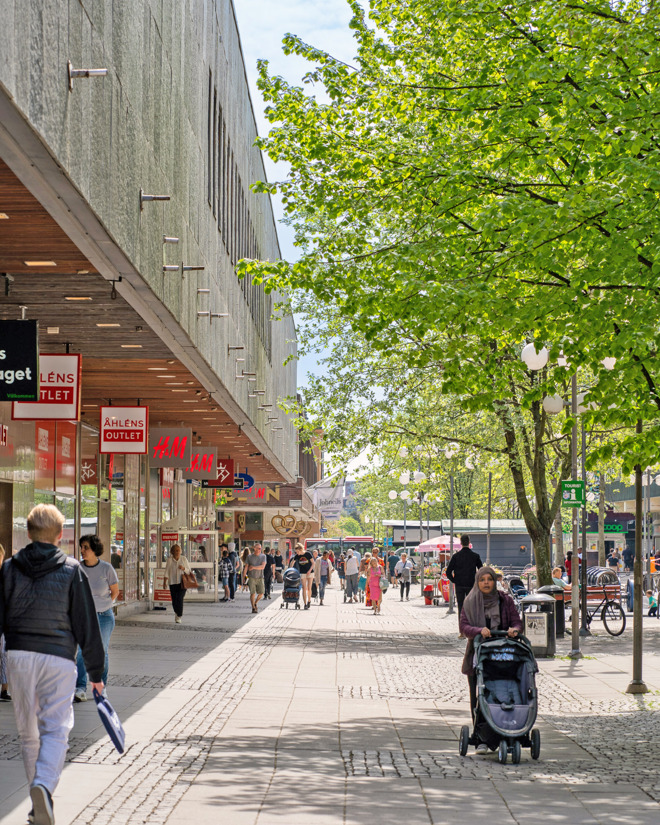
[0,585,659,824]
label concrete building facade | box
[0,0,302,607]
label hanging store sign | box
[201,476,245,489]
[99,406,148,454]
[0,320,39,401]
[149,427,192,468]
[12,353,81,420]
[216,459,235,486]
[182,448,217,480]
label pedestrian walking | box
[395,552,414,601]
[367,558,383,614]
[646,590,657,617]
[163,544,191,623]
[459,566,522,753]
[336,553,346,589]
[445,535,483,636]
[219,549,233,602]
[344,550,359,602]
[314,550,334,605]
[274,549,284,583]
[387,550,398,586]
[240,547,250,591]
[263,546,275,599]
[0,503,104,825]
[74,535,119,702]
[247,543,266,613]
[292,543,314,609]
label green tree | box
[242,0,660,581]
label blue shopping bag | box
[92,688,126,753]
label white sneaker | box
[476,744,488,754]
[175,616,181,624]
[73,688,87,703]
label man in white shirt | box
[344,550,359,602]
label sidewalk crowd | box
[1,519,660,825]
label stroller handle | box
[477,629,522,639]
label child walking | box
[646,589,657,617]
[368,558,383,615]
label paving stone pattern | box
[67,609,297,825]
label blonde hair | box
[369,558,379,569]
[27,504,65,543]
[552,567,563,578]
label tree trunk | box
[598,477,606,566]
[529,528,553,587]
[554,508,564,567]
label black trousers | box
[170,583,185,617]
[456,586,471,616]
[467,671,499,749]
[228,572,236,600]
[264,574,272,598]
[399,580,410,599]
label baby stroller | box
[507,576,528,608]
[280,568,301,610]
[459,631,540,764]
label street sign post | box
[562,480,585,509]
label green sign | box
[604,523,624,533]
[561,480,585,509]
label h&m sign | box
[149,427,192,468]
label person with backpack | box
[445,535,483,636]
[0,504,104,825]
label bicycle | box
[575,587,626,636]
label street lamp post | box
[447,473,456,614]
[627,420,649,694]
[580,419,591,637]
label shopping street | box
[0,583,659,825]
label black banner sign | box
[0,320,39,401]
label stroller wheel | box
[458,725,469,757]
[280,603,283,609]
[498,740,508,764]
[530,729,541,760]
[511,740,521,764]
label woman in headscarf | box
[459,566,522,754]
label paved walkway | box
[1,582,660,824]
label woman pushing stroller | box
[459,566,522,754]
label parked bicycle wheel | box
[602,601,626,636]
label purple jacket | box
[459,592,522,675]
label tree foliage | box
[241,0,660,469]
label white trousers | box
[7,650,76,794]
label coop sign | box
[100,406,148,454]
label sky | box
[233,0,357,384]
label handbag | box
[379,575,389,592]
[181,571,198,590]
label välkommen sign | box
[100,406,148,454]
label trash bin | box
[537,584,566,638]
[520,593,556,657]
[424,584,434,605]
